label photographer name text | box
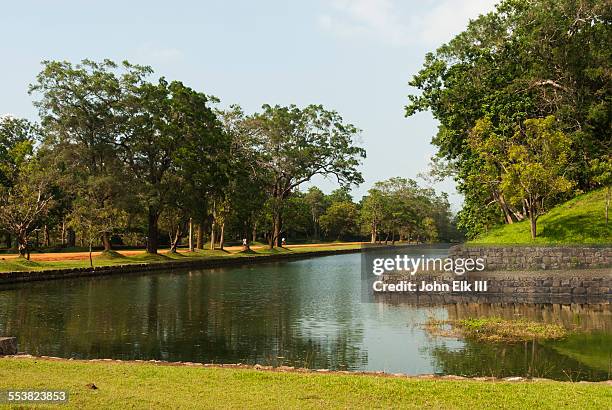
[372,280,488,293]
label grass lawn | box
[471,189,611,245]
[0,358,610,409]
[0,243,363,273]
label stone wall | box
[449,245,611,271]
[380,269,611,304]
[0,246,380,285]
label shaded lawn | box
[0,244,363,273]
[0,358,610,409]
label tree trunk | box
[188,218,194,252]
[252,222,257,243]
[528,202,538,239]
[17,232,28,259]
[606,186,610,226]
[101,232,112,252]
[67,228,76,247]
[271,211,281,248]
[170,227,181,253]
[61,219,66,245]
[370,224,377,243]
[89,240,94,269]
[494,191,515,224]
[44,225,50,247]
[219,222,225,250]
[210,219,216,250]
[530,216,537,239]
[146,208,159,254]
[196,222,204,249]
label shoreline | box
[4,354,611,385]
[0,245,370,285]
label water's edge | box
[5,355,611,385]
[0,247,368,285]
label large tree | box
[249,104,365,248]
[30,59,145,251]
[120,79,223,254]
[0,118,53,257]
[406,0,611,238]
[501,117,575,238]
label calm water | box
[0,252,610,381]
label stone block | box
[0,337,17,355]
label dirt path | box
[2,242,366,262]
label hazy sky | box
[0,0,499,209]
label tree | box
[210,106,260,250]
[304,186,327,240]
[501,116,575,239]
[121,78,222,254]
[283,191,312,240]
[422,217,438,243]
[250,104,365,248]
[0,116,53,257]
[327,187,352,204]
[30,60,144,251]
[360,188,387,243]
[406,0,610,237]
[0,163,53,258]
[67,200,127,267]
[0,116,39,188]
[320,201,359,241]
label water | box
[0,252,610,381]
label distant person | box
[281,237,286,247]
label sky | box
[0,0,499,210]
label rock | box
[277,366,295,371]
[0,337,17,355]
[86,383,98,390]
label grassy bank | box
[0,243,363,273]
[0,358,610,409]
[471,189,611,244]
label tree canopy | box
[406,0,611,238]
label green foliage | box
[470,115,575,238]
[0,116,37,188]
[303,186,327,240]
[319,201,359,240]
[471,189,611,244]
[406,0,611,238]
[0,119,52,256]
[359,177,459,243]
[248,103,365,246]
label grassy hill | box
[471,189,611,245]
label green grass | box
[471,189,611,244]
[0,244,363,273]
[425,317,568,343]
[456,317,568,343]
[0,358,609,409]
